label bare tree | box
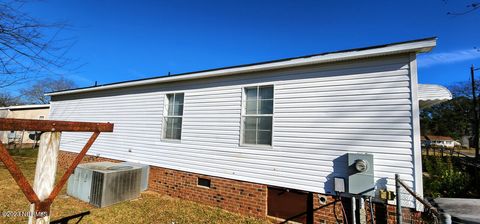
[449,79,480,98]
[0,91,21,106]
[20,76,76,104]
[446,1,480,15]
[0,0,73,89]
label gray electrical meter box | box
[347,153,374,196]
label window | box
[197,177,211,188]
[163,93,184,140]
[242,85,273,146]
[39,116,45,120]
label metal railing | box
[395,174,440,224]
[423,147,480,168]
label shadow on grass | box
[51,211,91,224]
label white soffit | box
[418,84,452,108]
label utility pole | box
[471,65,480,161]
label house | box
[47,37,452,223]
[0,104,50,146]
[423,135,459,148]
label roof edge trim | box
[0,104,50,110]
[47,37,436,96]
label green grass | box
[5,146,39,157]
[0,148,269,224]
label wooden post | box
[19,130,25,150]
[32,132,40,149]
[32,132,36,150]
[0,118,113,223]
[471,65,479,161]
[13,131,17,151]
[28,132,61,224]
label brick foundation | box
[310,195,424,224]
[313,195,346,223]
[58,151,425,223]
[58,151,266,217]
[148,166,267,217]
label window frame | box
[162,92,185,142]
[197,177,211,189]
[240,84,274,148]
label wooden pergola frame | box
[0,118,114,222]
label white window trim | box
[239,84,274,148]
[161,92,184,142]
[196,177,211,189]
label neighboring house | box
[424,135,459,148]
[0,104,50,145]
[47,37,452,222]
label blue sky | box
[17,0,480,92]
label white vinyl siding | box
[49,54,419,208]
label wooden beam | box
[28,132,61,224]
[0,119,113,224]
[0,118,113,132]
[0,142,40,204]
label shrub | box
[423,156,472,198]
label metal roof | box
[47,37,437,96]
[424,135,454,141]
